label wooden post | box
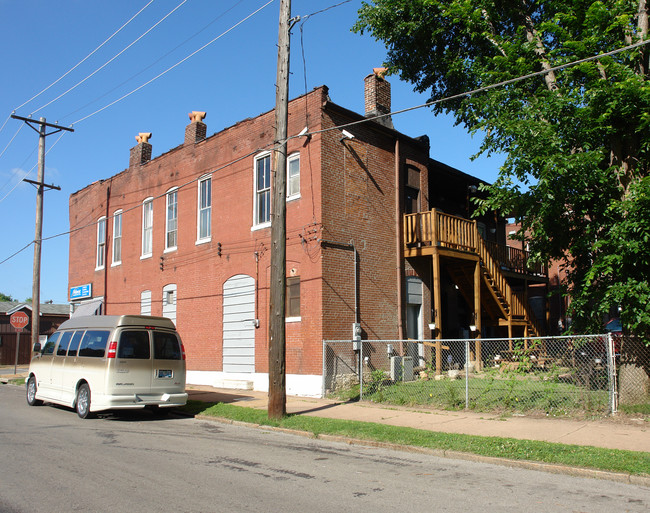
[474,260,482,370]
[268,0,291,420]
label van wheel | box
[76,383,92,419]
[26,376,42,406]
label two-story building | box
[68,70,547,396]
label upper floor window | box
[166,188,178,251]
[112,210,122,266]
[197,176,211,243]
[287,153,300,200]
[142,198,153,258]
[254,153,271,227]
[96,217,106,270]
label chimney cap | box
[135,132,152,144]
[189,111,207,123]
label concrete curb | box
[195,414,650,487]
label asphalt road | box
[1,384,649,513]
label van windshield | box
[153,332,182,360]
[118,331,150,359]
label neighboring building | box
[0,302,69,365]
[68,70,547,395]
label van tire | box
[76,383,92,419]
[26,376,43,406]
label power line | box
[71,0,276,126]
[29,0,189,116]
[12,0,156,115]
[2,38,647,264]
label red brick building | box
[68,71,543,395]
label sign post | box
[10,312,30,375]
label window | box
[286,276,300,320]
[166,188,178,251]
[254,153,271,227]
[197,176,211,242]
[153,332,182,360]
[162,284,177,325]
[56,331,73,356]
[67,331,85,357]
[96,217,106,269]
[118,330,150,359]
[142,198,153,258]
[112,210,122,265]
[287,153,300,200]
[140,290,152,316]
[41,332,60,355]
[78,330,110,358]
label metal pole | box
[14,331,21,375]
[607,333,618,414]
[465,339,470,409]
[268,0,291,419]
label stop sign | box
[10,311,29,330]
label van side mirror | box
[33,342,41,353]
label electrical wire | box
[2,38,648,264]
[29,0,189,116]
[71,0,275,126]
[13,0,156,115]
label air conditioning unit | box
[390,356,413,382]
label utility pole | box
[268,0,291,419]
[11,114,73,352]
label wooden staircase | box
[404,210,544,337]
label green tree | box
[0,292,14,302]
[355,0,650,340]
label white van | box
[26,315,187,418]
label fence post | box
[465,339,470,409]
[359,340,364,401]
[322,340,326,399]
[607,333,618,414]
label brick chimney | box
[185,111,207,145]
[364,67,393,129]
[129,132,152,168]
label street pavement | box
[4,365,648,454]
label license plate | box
[157,369,173,378]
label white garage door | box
[222,274,256,373]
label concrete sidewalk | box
[186,385,650,453]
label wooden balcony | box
[403,210,547,341]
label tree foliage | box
[0,292,13,302]
[355,0,650,339]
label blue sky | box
[0,0,503,304]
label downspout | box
[395,138,404,340]
[104,183,111,314]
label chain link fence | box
[323,335,650,417]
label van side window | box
[118,331,150,359]
[153,332,181,360]
[42,332,60,355]
[67,331,85,357]
[56,332,73,356]
[79,330,110,358]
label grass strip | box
[181,400,650,477]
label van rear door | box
[113,329,152,394]
[151,330,186,395]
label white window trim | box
[196,175,212,243]
[111,210,122,267]
[286,152,301,201]
[141,197,153,260]
[165,187,178,252]
[285,316,301,323]
[95,216,106,271]
[252,152,272,230]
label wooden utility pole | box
[268,0,291,419]
[11,114,73,351]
